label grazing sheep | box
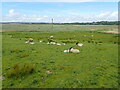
[64,50,69,53]
[25,38,35,44]
[46,70,53,74]
[76,42,83,47]
[56,43,65,46]
[69,47,80,53]
[39,40,43,43]
[52,42,56,45]
[47,42,56,45]
[56,43,61,46]
[91,35,94,37]
[47,42,65,46]
[28,38,33,42]
[64,47,80,53]
[30,42,35,44]
[50,36,54,38]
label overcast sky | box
[1,1,119,23]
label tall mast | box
[52,18,53,30]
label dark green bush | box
[88,41,90,43]
[32,79,39,84]
[7,63,35,78]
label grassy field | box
[1,24,118,32]
[2,24,119,88]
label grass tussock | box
[7,63,35,78]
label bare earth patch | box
[97,31,119,34]
[1,30,17,32]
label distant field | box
[1,24,118,33]
[2,24,119,88]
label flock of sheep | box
[25,35,84,53]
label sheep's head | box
[29,38,33,42]
[76,42,79,45]
[69,47,73,52]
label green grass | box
[2,29,119,88]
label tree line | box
[1,21,119,25]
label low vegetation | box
[7,63,35,78]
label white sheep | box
[52,42,56,45]
[39,40,43,43]
[76,42,83,47]
[56,43,61,46]
[70,48,80,53]
[50,36,54,38]
[64,50,69,53]
[28,38,33,42]
[46,70,53,74]
[25,38,35,44]
[47,42,56,45]
[30,42,35,44]
[91,35,94,37]
[64,47,80,53]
